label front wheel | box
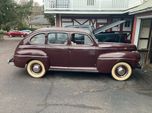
[111,62,132,81]
[27,60,46,78]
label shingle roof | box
[29,15,50,25]
[129,0,152,14]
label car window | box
[48,33,68,44]
[71,33,93,45]
[30,34,45,44]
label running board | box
[50,66,98,72]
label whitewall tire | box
[27,60,46,78]
[111,62,132,81]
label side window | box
[71,33,93,45]
[48,33,68,44]
[48,33,56,43]
[30,34,45,44]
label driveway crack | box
[36,78,54,113]
[37,103,103,110]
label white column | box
[134,18,141,46]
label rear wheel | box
[27,60,46,78]
[111,62,132,81]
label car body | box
[8,27,140,81]
[6,30,28,37]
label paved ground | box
[0,38,152,113]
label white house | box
[130,0,152,64]
[44,0,143,33]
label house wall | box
[132,11,152,46]
[128,0,143,8]
[44,0,143,14]
[56,14,133,33]
[131,11,152,64]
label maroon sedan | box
[8,28,140,81]
[6,30,28,37]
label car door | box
[69,33,97,67]
[46,32,69,67]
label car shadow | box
[45,70,112,82]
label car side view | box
[8,28,141,81]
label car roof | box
[34,27,91,34]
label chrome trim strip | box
[50,66,98,72]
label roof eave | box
[129,7,152,15]
[44,10,128,15]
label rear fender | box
[97,52,140,73]
[14,49,49,70]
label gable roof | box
[29,15,50,25]
[129,0,152,14]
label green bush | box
[0,30,6,35]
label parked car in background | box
[65,20,131,43]
[8,27,140,81]
[6,30,28,37]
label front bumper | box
[8,57,14,65]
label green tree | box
[14,0,33,30]
[0,0,33,31]
[0,0,17,31]
[44,14,55,26]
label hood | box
[94,20,126,35]
[98,42,137,51]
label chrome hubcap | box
[117,66,126,76]
[32,64,41,73]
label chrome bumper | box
[8,57,14,65]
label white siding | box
[44,0,143,12]
[128,0,143,8]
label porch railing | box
[44,0,142,11]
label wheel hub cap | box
[32,64,41,73]
[117,66,126,76]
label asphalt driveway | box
[0,39,152,113]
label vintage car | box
[8,28,140,81]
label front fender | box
[14,49,49,70]
[97,51,140,73]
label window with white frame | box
[138,19,151,49]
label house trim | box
[44,10,128,15]
[133,14,152,46]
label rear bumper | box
[8,57,14,65]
